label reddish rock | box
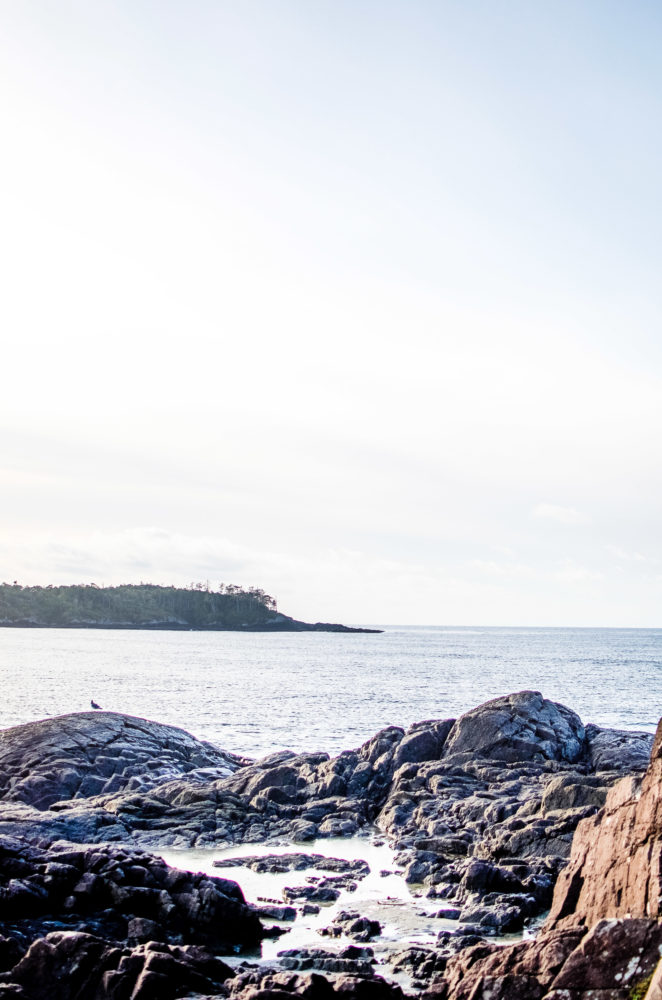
[549,719,662,927]
[423,926,584,1000]
[549,918,662,992]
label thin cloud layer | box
[532,504,588,526]
[1,4,662,624]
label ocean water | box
[0,626,660,758]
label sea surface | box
[1,626,660,757]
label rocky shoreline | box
[0,692,660,998]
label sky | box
[1,1,661,626]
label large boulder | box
[442,691,587,764]
[0,711,241,810]
[392,720,454,771]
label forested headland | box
[0,582,381,633]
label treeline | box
[0,582,280,629]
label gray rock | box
[375,693,652,939]
[5,931,236,1000]
[0,694,653,961]
[215,853,369,877]
[0,712,241,810]
[276,945,376,976]
[392,720,455,771]
[442,691,586,764]
[320,909,382,942]
[0,834,263,954]
[540,774,609,815]
[585,723,654,772]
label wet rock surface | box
[376,692,650,937]
[0,711,242,810]
[227,966,408,1000]
[1,931,237,1000]
[0,692,657,998]
[319,910,382,942]
[277,945,378,976]
[0,834,262,958]
[417,712,662,999]
[218,854,371,878]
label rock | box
[540,774,609,815]
[26,721,405,849]
[0,697,648,868]
[320,911,382,942]
[550,918,662,992]
[276,946,376,976]
[422,714,662,999]
[643,958,662,1000]
[392,721,454,771]
[282,886,340,904]
[127,916,163,942]
[253,904,297,922]
[0,691,655,999]
[0,835,263,955]
[0,712,241,810]
[374,692,655,938]
[424,925,586,999]
[547,721,662,929]
[585,724,654,772]
[216,854,369,877]
[389,945,448,984]
[0,935,23,973]
[225,968,407,1000]
[442,691,587,764]
[3,931,236,1000]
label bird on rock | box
[90,700,102,710]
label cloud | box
[0,526,460,624]
[554,560,603,584]
[532,503,588,525]
[606,545,651,563]
[468,558,535,579]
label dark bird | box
[90,700,102,710]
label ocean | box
[1,625,660,756]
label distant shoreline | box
[0,620,383,634]
[0,582,383,633]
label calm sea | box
[0,626,660,758]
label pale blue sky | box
[1,2,661,624]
